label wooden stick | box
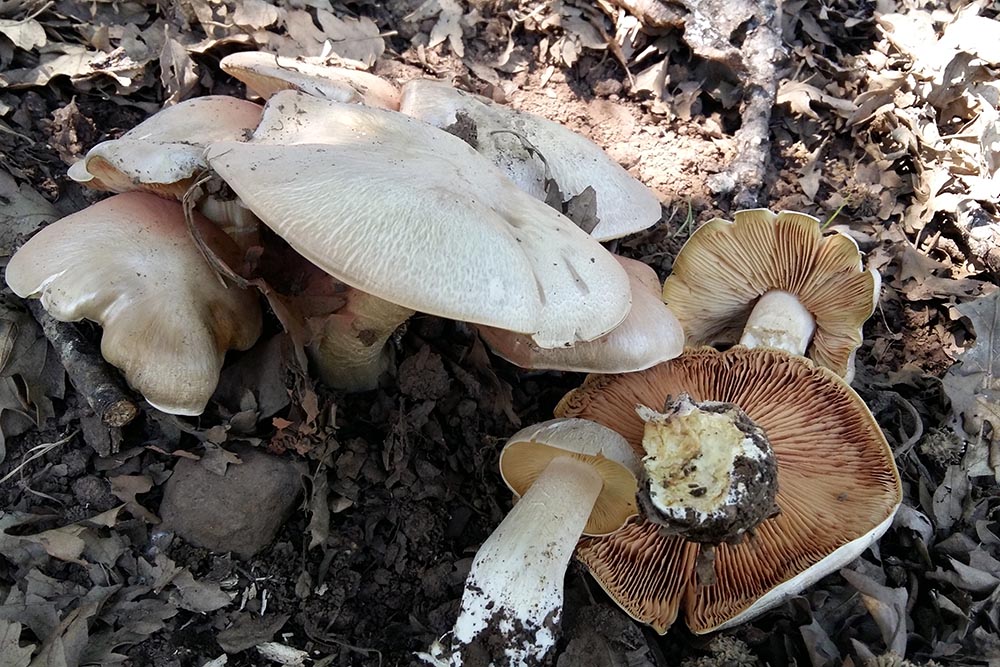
[707,0,783,209]
[26,300,138,428]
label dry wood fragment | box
[705,0,783,209]
[25,300,138,428]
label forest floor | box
[0,0,999,666]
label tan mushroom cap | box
[500,418,642,537]
[5,192,263,416]
[661,209,879,378]
[399,79,661,241]
[206,90,631,349]
[554,346,901,634]
[478,256,684,372]
[68,96,263,199]
[220,52,400,110]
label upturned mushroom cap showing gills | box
[220,52,401,109]
[477,255,684,373]
[555,347,901,634]
[399,79,661,241]
[68,96,263,199]
[661,209,880,380]
[206,90,631,349]
[5,192,263,416]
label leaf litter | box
[1,0,1000,665]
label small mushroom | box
[67,96,264,248]
[423,418,641,666]
[206,90,631,390]
[68,96,263,199]
[661,209,880,381]
[555,346,902,634]
[5,192,263,416]
[399,79,661,241]
[477,256,684,373]
[220,51,400,109]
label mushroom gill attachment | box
[637,394,778,545]
[5,192,263,416]
[399,79,661,241]
[422,418,640,667]
[555,346,901,634]
[220,51,400,109]
[661,209,880,381]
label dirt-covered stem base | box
[424,456,604,667]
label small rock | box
[71,475,116,511]
[160,445,306,559]
[592,78,623,97]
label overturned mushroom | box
[206,90,631,390]
[423,418,641,666]
[661,209,880,381]
[477,256,684,373]
[555,346,902,634]
[399,79,661,241]
[5,192,262,416]
[221,52,400,109]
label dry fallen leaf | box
[841,568,908,656]
[0,619,33,667]
[942,291,1000,479]
[0,17,45,51]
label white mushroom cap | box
[399,79,662,241]
[5,192,263,416]
[68,96,263,198]
[220,52,400,109]
[206,90,631,349]
[478,255,684,372]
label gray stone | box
[160,445,306,559]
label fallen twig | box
[706,0,784,209]
[25,300,138,428]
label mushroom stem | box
[637,395,778,544]
[197,197,260,250]
[427,456,603,666]
[308,288,415,392]
[739,290,815,355]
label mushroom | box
[477,255,685,373]
[67,96,264,247]
[5,192,263,416]
[205,90,631,390]
[399,79,661,241]
[220,52,400,109]
[661,209,881,381]
[68,95,263,199]
[555,346,902,634]
[423,418,641,666]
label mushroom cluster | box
[9,52,674,413]
[6,49,898,667]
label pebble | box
[159,445,306,559]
